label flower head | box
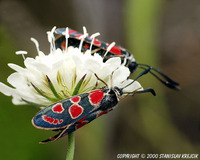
[0,27,142,106]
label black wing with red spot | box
[55,28,180,90]
[40,103,113,143]
[32,89,105,130]
[55,28,126,56]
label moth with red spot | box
[55,28,180,90]
[32,68,155,143]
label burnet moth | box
[32,68,155,143]
[55,28,180,90]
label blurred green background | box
[0,0,199,160]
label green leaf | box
[72,74,86,96]
[46,75,62,100]
[31,82,57,102]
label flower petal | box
[0,82,17,96]
[0,27,143,107]
[112,66,130,86]
[122,80,143,92]
[105,57,121,70]
[8,63,26,73]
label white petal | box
[94,57,121,80]
[112,66,130,86]
[84,58,101,73]
[122,80,143,92]
[7,72,27,88]
[0,28,143,107]
[12,95,26,105]
[0,82,16,96]
[8,63,25,73]
[105,57,121,70]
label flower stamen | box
[104,42,116,57]
[47,26,56,53]
[0,26,143,106]
[64,27,69,53]
[90,32,100,52]
[79,26,88,51]
[15,51,27,60]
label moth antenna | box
[122,67,151,90]
[123,88,156,96]
[138,63,180,90]
[94,73,108,87]
[135,88,156,96]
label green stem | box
[66,132,75,160]
[66,75,86,160]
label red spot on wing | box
[76,121,88,129]
[42,115,54,124]
[71,96,81,103]
[69,104,84,119]
[93,38,101,46]
[53,119,58,125]
[97,110,109,117]
[58,119,63,124]
[61,41,66,50]
[63,133,69,137]
[75,34,82,38]
[52,103,64,113]
[50,137,56,140]
[109,45,121,55]
[77,116,86,123]
[89,89,104,105]
[84,43,90,49]
[42,115,63,125]
[69,29,78,35]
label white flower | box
[0,27,142,106]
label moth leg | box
[40,125,73,144]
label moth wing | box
[40,108,112,143]
[32,92,99,130]
[55,28,77,35]
[39,125,73,144]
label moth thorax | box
[112,86,123,101]
[128,61,138,73]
